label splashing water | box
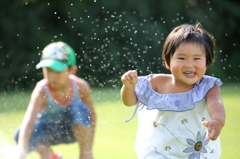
[0,131,19,159]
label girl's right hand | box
[121,70,138,88]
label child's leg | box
[14,121,70,159]
[14,124,55,159]
[73,124,94,159]
[36,145,53,159]
[70,100,95,159]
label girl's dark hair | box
[162,23,216,68]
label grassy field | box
[0,84,239,159]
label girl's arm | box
[120,70,138,106]
[203,84,225,140]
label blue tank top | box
[37,77,80,123]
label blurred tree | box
[0,0,239,90]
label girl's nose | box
[184,61,194,68]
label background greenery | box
[0,85,240,159]
[0,1,239,158]
[0,0,239,90]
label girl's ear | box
[70,66,78,74]
[164,61,170,70]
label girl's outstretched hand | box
[121,70,138,88]
[202,120,223,141]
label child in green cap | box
[14,41,96,159]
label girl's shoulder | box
[150,74,171,82]
[138,73,171,81]
[138,74,171,88]
[149,74,171,93]
[196,75,223,88]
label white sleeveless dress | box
[126,74,223,159]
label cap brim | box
[36,59,68,72]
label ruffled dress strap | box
[125,74,154,122]
[125,74,223,122]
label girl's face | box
[42,67,70,89]
[166,42,207,87]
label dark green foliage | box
[0,0,239,90]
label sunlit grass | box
[0,88,137,159]
[220,84,240,159]
[0,84,239,159]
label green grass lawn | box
[0,84,239,159]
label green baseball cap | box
[36,41,76,72]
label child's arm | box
[79,78,96,130]
[203,84,225,140]
[16,85,46,159]
[77,78,96,159]
[120,70,138,106]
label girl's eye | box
[178,57,184,60]
[194,58,200,60]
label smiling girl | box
[121,23,225,159]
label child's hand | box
[121,70,138,88]
[15,147,27,159]
[202,120,223,140]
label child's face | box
[166,42,207,86]
[42,67,70,89]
